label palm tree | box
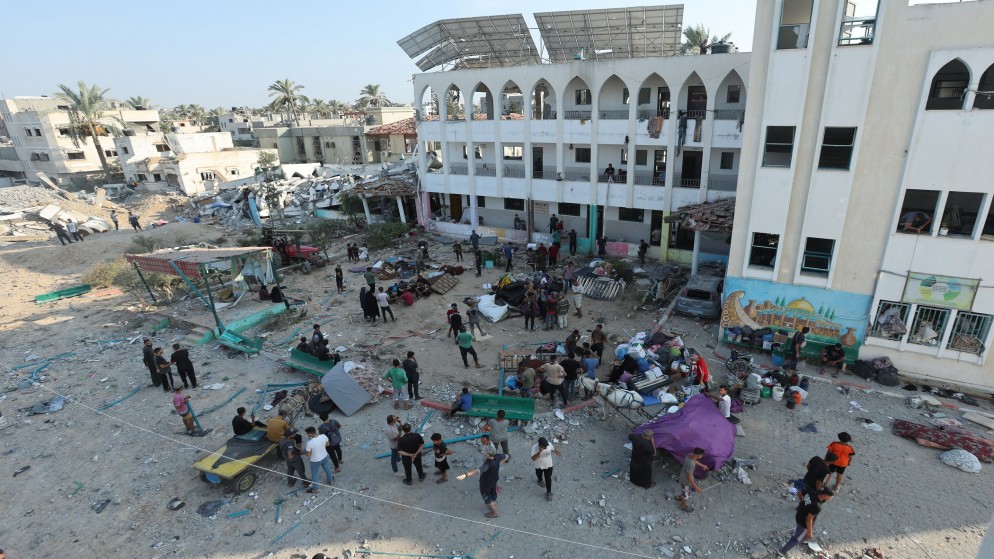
[55,81,120,181]
[296,97,314,120]
[329,100,349,117]
[268,79,306,125]
[187,104,207,126]
[206,107,226,132]
[311,99,331,118]
[358,84,389,108]
[126,96,152,110]
[682,24,732,55]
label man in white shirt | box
[710,385,738,424]
[304,426,334,492]
[540,356,568,407]
[571,279,583,318]
[66,219,84,242]
[384,415,401,475]
[376,287,395,321]
[531,437,562,501]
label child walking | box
[825,432,855,491]
[431,433,454,483]
[677,448,709,512]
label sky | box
[1,0,758,110]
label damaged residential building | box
[724,0,994,391]
[402,5,747,265]
[0,96,159,185]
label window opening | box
[839,0,878,46]
[574,147,591,163]
[778,0,813,49]
[726,85,741,104]
[974,65,994,110]
[618,208,645,223]
[801,237,835,275]
[763,126,795,167]
[503,198,525,211]
[719,152,734,170]
[909,306,949,347]
[750,233,779,268]
[926,60,969,111]
[870,301,911,339]
[575,89,592,105]
[558,202,581,216]
[897,190,939,234]
[818,127,857,169]
[940,192,983,237]
[947,312,992,355]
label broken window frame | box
[762,126,795,168]
[838,0,878,46]
[749,232,780,268]
[618,208,645,223]
[575,89,592,106]
[869,300,911,339]
[947,311,992,355]
[777,0,813,50]
[817,127,857,170]
[908,305,949,348]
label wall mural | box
[720,277,873,349]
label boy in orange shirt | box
[825,432,855,491]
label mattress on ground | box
[892,418,994,463]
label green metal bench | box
[456,394,535,422]
[282,348,333,377]
[216,330,264,354]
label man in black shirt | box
[280,432,308,487]
[560,357,581,400]
[170,343,197,389]
[457,451,511,518]
[798,453,836,498]
[397,423,426,485]
[778,488,834,556]
[295,337,310,354]
[141,338,159,388]
[231,407,265,436]
[638,239,649,267]
[403,351,421,400]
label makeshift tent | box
[320,361,374,416]
[632,394,736,471]
[476,294,508,323]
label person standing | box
[520,293,539,331]
[487,410,510,455]
[597,236,607,258]
[548,243,559,267]
[556,292,570,330]
[318,412,344,473]
[66,219,84,242]
[677,448,708,511]
[540,356,568,407]
[564,329,580,359]
[397,423,427,486]
[638,239,649,267]
[431,433,454,483]
[376,287,395,321]
[560,355,581,399]
[543,294,558,331]
[446,303,463,339]
[304,426,334,493]
[466,300,486,336]
[474,248,483,277]
[797,453,836,498]
[502,242,514,272]
[629,430,657,489]
[364,267,376,291]
[469,230,481,252]
[403,351,421,400]
[128,211,142,231]
[568,229,577,256]
[49,222,72,245]
[456,327,484,369]
[452,240,463,262]
[109,210,120,231]
[281,432,309,488]
[825,432,855,491]
[531,436,561,502]
[154,347,174,392]
[383,359,410,410]
[603,163,616,183]
[384,415,402,475]
[571,279,584,318]
[457,450,510,518]
[788,327,810,370]
[172,386,196,435]
[170,343,197,389]
[549,213,559,233]
[778,488,835,556]
[590,324,607,363]
[142,338,159,388]
[335,265,344,293]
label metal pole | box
[269,251,291,310]
[198,263,225,334]
[131,261,157,304]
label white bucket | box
[772,386,785,401]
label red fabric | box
[893,419,994,463]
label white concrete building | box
[724,0,994,390]
[405,7,748,261]
[0,96,159,184]
[218,111,264,144]
[115,132,275,195]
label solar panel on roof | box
[397,14,539,71]
[535,5,683,62]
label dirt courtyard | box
[0,210,992,559]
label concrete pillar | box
[396,196,407,223]
[691,231,701,275]
[361,196,372,224]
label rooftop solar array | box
[535,5,684,62]
[397,14,539,72]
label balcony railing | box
[531,110,557,120]
[564,110,592,120]
[634,173,665,186]
[474,164,496,177]
[598,110,629,120]
[533,165,558,179]
[838,17,876,46]
[563,167,591,181]
[708,175,738,191]
[503,165,525,178]
[450,163,468,175]
[679,178,701,188]
[714,109,744,121]
[683,110,707,119]
[637,109,671,120]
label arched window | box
[926,59,969,110]
[974,64,994,110]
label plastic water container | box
[484,261,494,269]
[772,386,785,401]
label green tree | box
[329,100,349,116]
[358,84,389,108]
[55,81,120,182]
[126,96,152,110]
[268,79,306,125]
[682,24,731,55]
[256,150,279,181]
[187,104,207,126]
[311,98,331,118]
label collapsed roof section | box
[125,247,272,278]
[663,197,735,233]
[397,14,539,72]
[535,5,684,62]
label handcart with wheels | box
[193,428,279,494]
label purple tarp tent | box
[632,394,736,471]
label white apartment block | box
[218,111,263,144]
[405,7,748,262]
[725,0,994,390]
[115,132,275,196]
[0,96,159,184]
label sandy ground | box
[0,210,992,559]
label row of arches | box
[418,70,746,122]
[927,59,994,110]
